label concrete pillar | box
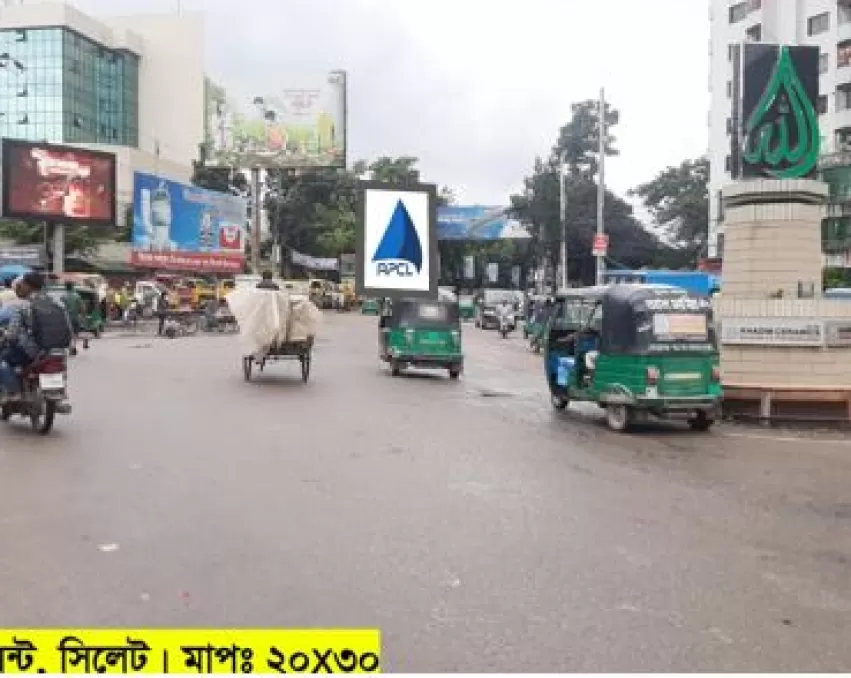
[721,179,827,299]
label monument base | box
[719,180,851,425]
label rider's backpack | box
[29,296,73,350]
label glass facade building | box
[0,27,138,147]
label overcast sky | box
[65,0,709,208]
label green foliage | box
[0,218,103,257]
[511,99,674,286]
[631,157,709,260]
[823,267,850,289]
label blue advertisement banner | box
[131,172,247,273]
[437,206,531,240]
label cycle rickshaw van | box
[545,284,721,432]
[379,297,463,379]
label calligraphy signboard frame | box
[739,44,820,180]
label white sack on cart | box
[287,297,322,343]
[225,287,291,357]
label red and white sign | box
[218,225,243,250]
[131,250,244,274]
[592,234,609,257]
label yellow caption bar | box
[0,630,381,674]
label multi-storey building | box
[709,0,851,266]
[0,1,205,220]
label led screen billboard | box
[1,139,116,226]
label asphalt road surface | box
[1,313,850,671]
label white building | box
[0,1,205,221]
[709,0,851,260]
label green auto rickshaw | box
[361,297,380,314]
[379,297,463,379]
[458,295,476,321]
[77,286,105,337]
[545,284,722,432]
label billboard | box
[1,139,116,226]
[206,71,347,169]
[130,172,247,274]
[356,181,438,299]
[437,206,531,240]
[740,44,819,179]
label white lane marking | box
[720,431,851,446]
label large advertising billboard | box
[437,206,531,240]
[356,182,438,299]
[206,71,347,169]
[1,139,116,226]
[740,44,819,179]
[130,172,247,274]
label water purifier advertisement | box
[130,172,247,273]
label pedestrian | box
[156,290,169,336]
[60,281,83,356]
[256,271,280,290]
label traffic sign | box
[592,234,609,257]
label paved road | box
[0,314,850,671]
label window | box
[728,44,736,61]
[729,2,747,23]
[839,41,851,68]
[820,53,829,74]
[746,24,762,41]
[837,87,851,111]
[840,2,851,24]
[818,95,828,115]
[725,155,732,172]
[747,0,761,9]
[808,12,830,36]
[726,118,732,134]
[726,80,732,98]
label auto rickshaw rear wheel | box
[551,394,569,410]
[391,362,401,377]
[448,367,460,379]
[688,412,715,432]
[605,404,632,432]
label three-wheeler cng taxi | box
[379,297,464,379]
[544,284,722,432]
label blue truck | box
[604,270,720,296]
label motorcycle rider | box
[61,281,82,356]
[0,272,44,400]
[497,298,514,333]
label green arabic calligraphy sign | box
[742,45,820,179]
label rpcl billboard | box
[437,206,531,240]
[205,71,347,169]
[130,172,247,274]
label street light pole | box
[596,87,606,286]
[559,152,567,290]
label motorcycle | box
[498,311,515,339]
[1,349,72,434]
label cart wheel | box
[301,353,311,383]
[259,359,266,372]
[448,367,461,380]
[83,338,90,350]
[93,328,101,339]
[243,357,253,381]
[391,361,401,377]
[606,405,633,432]
[1,404,11,421]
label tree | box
[554,99,620,179]
[631,157,710,261]
[0,219,103,258]
[365,156,420,186]
[511,98,673,286]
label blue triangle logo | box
[372,199,423,273]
